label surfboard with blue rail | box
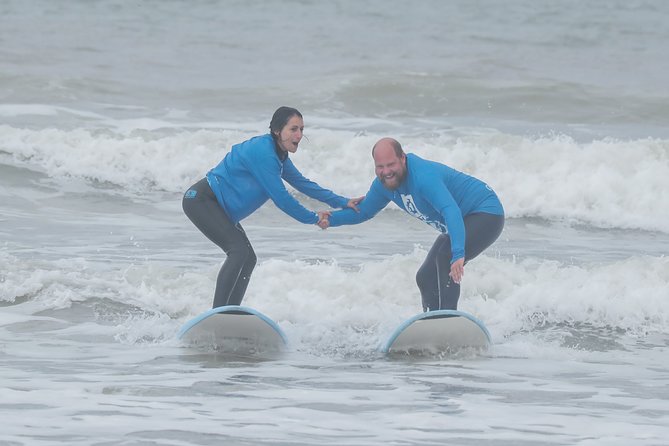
[177,305,287,354]
[381,310,491,355]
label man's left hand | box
[449,258,465,284]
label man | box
[321,137,504,311]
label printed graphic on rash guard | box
[400,193,447,233]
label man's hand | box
[317,211,331,229]
[449,258,465,284]
[346,196,365,213]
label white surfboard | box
[177,305,288,354]
[381,310,491,355]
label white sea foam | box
[2,123,668,232]
[3,248,667,354]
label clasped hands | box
[316,196,364,230]
[317,211,331,229]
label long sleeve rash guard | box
[206,134,350,224]
[328,153,504,263]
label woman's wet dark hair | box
[269,106,303,139]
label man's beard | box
[379,169,405,190]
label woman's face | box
[275,115,304,153]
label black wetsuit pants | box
[182,178,256,308]
[417,212,504,311]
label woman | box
[182,106,360,309]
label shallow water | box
[2,1,669,444]
[3,179,668,444]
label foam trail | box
[3,250,668,354]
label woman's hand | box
[347,196,365,212]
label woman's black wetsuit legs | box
[182,178,257,308]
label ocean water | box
[2,1,669,445]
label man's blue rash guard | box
[206,134,350,224]
[328,153,504,263]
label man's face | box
[374,144,406,190]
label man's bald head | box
[372,137,405,159]
[372,137,407,190]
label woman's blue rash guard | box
[328,153,504,263]
[205,134,350,224]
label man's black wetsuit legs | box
[416,212,504,311]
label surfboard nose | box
[178,305,288,354]
[381,310,491,356]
